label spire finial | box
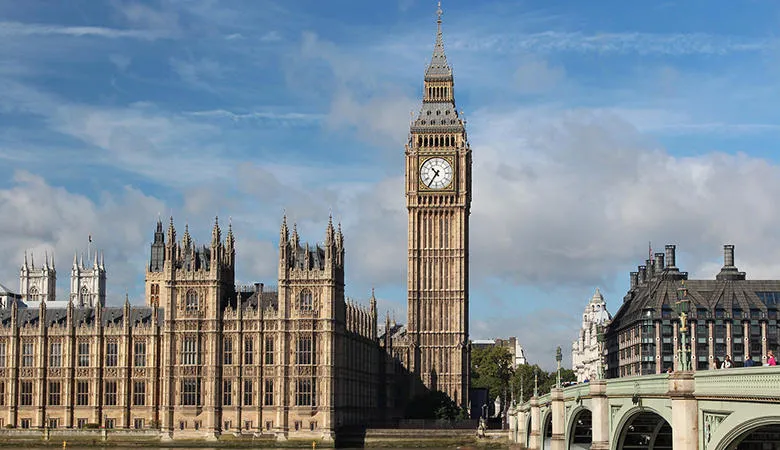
[437,1,443,27]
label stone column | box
[669,372,698,450]
[528,397,541,450]
[507,407,518,443]
[550,388,565,450]
[760,321,768,365]
[517,407,528,447]
[589,380,609,450]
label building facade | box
[571,288,611,382]
[0,217,381,440]
[404,3,472,408]
[606,244,780,377]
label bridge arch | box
[541,408,553,449]
[612,406,672,450]
[567,406,593,449]
[713,415,780,450]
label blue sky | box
[2,0,780,369]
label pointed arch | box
[185,289,199,311]
[299,289,313,311]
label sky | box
[2,0,780,370]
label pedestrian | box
[744,355,755,367]
[711,357,721,369]
[666,367,673,374]
[721,355,732,369]
[768,350,777,366]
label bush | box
[84,423,100,429]
[4,424,13,429]
[404,390,462,420]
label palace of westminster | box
[0,5,472,441]
[4,3,780,443]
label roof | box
[425,5,452,80]
[0,283,15,295]
[609,276,780,331]
[0,306,162,328]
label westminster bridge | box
[508,366,780,449]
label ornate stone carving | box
[703,412,729,444]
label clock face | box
[420,157,453,189]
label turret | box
[166,216,177,260]
[225,218,235,265]
[149,217,165,272]
[291,223,300,249]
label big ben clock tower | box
[406,2,471,407]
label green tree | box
[404,390,462,420]
[510,365,577,402]
[471,345,513,403]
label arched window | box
[299,289,313,311]
[185,289,199,311]
[28,286,39,302]
[80,285,89,306]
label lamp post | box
[596,325,606,379]
[676,281,691,371]
[533,368,538,397]
[555,346,562,388]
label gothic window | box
[19,381,33,406]
[0,342,5,368]
[0,381,5,406]
[48,381,60,406]
[28,286,39,302]
[80,285,89,307]
[183,337,198,365]
[223,380,232,406]
[299,289,313,311]
[295,379,315,406]
[105,342,118,367]
[181,378,200,406]
[22,342,34,367]
[264,336,274,365]
[150,284,160,306]
[223,338,233,365]
[244,338,254,365]
[243,380,253,406]
[296,336,313,365]
[104,381,117,406]
[264,379,274,406]
[133,381,146,406]
[134,340,146,367]
[49,342,62,367]
[78,342,90,367]
[185,289,199,311]
[76,381,89,406]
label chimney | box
[254,282,261,294]
[654,252,665,274]
[630,271,638,289]
[723,245,735,267]
[646,259,654,279]
[665,245,677,269]
[638,265,647,285]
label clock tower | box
[405,2,471,407]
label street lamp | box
[533,368,538,397]
[555,346,562,388]
[676,281,691,371]
[596,324,606,379]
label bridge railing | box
[693,366,780,400]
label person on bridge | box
[711,357,721,369]
[744,355,755,367]
[768,350,777,366]
[721,355,733,369]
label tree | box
[471,345,513,403]
[404,390,463,420]
[510,365,577,402]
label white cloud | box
[169,57,226,92]
[0,21,167,40]
[0,171,165,304]
[514,55,566,94]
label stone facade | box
[571,288,611,382]
[402,4,471,408]
[607,244,780,377]
[0,217,381,440]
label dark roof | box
[237,289,278,311]
[610,276,780,331]
[0,306,162,329]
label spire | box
[211,216,221,247]
[73,251,78,269]
[22,250,28,270]
[93,249,99,269]
[425,1,452,80]
[226,217,235,252]
[167,216,176,244]
[156,215,163,233]
[291,222,300,248]
[280,214,289,246]
[326,214,335,245]
[30,252,34,270]
[99,251,105,270]
[182,223,192,249]
[45,250,49,269]
[336,222,344,249]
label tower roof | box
[425,2,452,80]
[590,288,604,304]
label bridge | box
[508,366,780,449]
